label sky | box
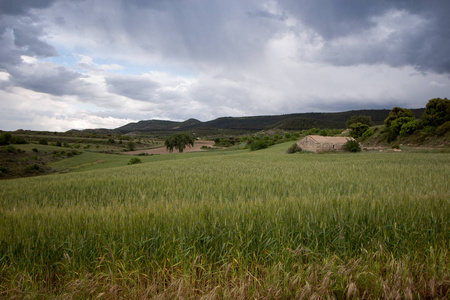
[1,0,450,131]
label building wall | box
[297,136,350,153]
[297,136,319,152]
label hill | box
[115,108,425,134]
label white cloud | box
[0,72,10,81]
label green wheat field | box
[1,143,449,299]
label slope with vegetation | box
[350,98,450,147]
[113,108,425,135]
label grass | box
[0,142,449,298]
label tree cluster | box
[346,98,449,143]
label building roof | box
[306,135,354,144]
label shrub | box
[361,129,374,139]
[32,148,38,153]
[319,130,328,136]
[349,122,369,138]
[126,142,135,151]
[386,117,415,141]
[344,140,361,152]
[390,117,415,134]
[249,140,268,151]
[399,120,419,136]
[384,107,415,128]
[0,133,12,145]
[11,136,27,144]
[421,98,450,127]
[39,138,48,145]
[346,115,374,127]
[128,158,142,165]
[26,164,40,172]
[0,145,17,153]
[68,150,80,157]
[436,121,450,136]
[287,143,302,154]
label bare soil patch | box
[125,140,218,155]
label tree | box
[127,141,135,151]
[421,98,450,127]
[384,107,415,128]
[164,133,194,153]
[346,115,374,127]
[0,133,12,145]
[349,122,369,138]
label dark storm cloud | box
[0,0,56,15]
[104,0,285,67]
[280,0,450,74]
[106,75,160,102]
[0,0,58,71]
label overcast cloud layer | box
[1,0,449,131]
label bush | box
[249,140,268,151]
[11,136,27,144]
[421,98,450,127]
[436,121,450,136]
[0,145,17,153]
[319,130,328,136]
[346,115,374,127]
[39,138,48,145]
[361,129,374,139]
[32,148,38,153]
[399,120,419,136]
[26,164,40,172]
[344,140,361,152]
[128,158,142,165]
[391,117,414,134]
[127,141,135,151]
[349,122,370,138]
[0,132,12,145]
[287,143,302,154]
[384,107,415,128]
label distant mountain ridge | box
[115,108,425,134]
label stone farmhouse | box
[297,135,355,153]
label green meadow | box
[1,143,449,298]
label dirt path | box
[125,140,218,155]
